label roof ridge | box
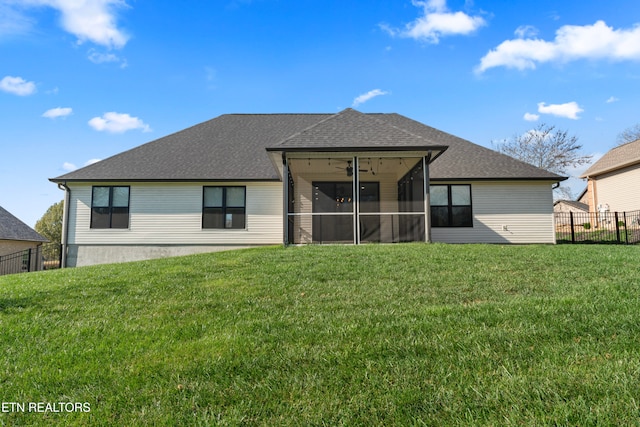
[273,108,431,148]
[272,109,348,147]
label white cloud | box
[62,162,77,171]
[0,76,36,96]
[352,89,389,107]
[523,112,539,121]
[0,3,34,37]
[88,49,127,67]
[62,158,101,171]
[514,25,538,39]
[88,112,151,133]
[42,107,72,118]
[606,96,619,103]
[477,20,640,73]
[382,0,485,43]
[7,0,129,49]
[537,101,583,120]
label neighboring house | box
[0,206,48,256]
[553,200,590,227]
[580,139,640,212]
[50,108,565,267]
[0,206,48,274]
[553,200,589,214]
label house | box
[0,206,48,256]
[553,200,589,214]
[50,108,565,267]
[0,206,48,274]
[580,139,640,212]
[553,199,590,227]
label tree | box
[616,124,640,146]
[493,123,592,176]
[35,200,64,260]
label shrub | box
[618,220,626,228]
[583,222,591,230]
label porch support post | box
[353,156,360,244]
[423,154,431,243]
[282,153,289,246]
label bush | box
[583,222,591,230]
[618,220,626,228]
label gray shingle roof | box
[52,113,330,182]
[0,207,48,243]
[379,113,564,180]
[269,108,447,151]
[51,108,564,183]
[580,139,640,178]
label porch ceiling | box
[287,157,423,180]
[268,150,438,180]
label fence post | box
[615,212,620,243]
[570,211,575,243]
[623,212,628,244]
[26,248,32,272]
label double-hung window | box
[203,186,246,229]
[91,186,130,229]
[430,184,472,227]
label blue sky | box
[2,0,640,226]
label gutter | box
[57,182,70,268]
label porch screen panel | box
[359,182,380,243]
[394,158,426,242]
[312,181,354,243]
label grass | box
[1,243,640,426]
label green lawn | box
[1,244,640,426]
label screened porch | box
[281,153,434,245]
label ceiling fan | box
[336,160,369,177]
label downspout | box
[57,182,70,268]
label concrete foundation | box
[65,244,259,267]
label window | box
[91,186,130,229]
[203,186,246,229]
[430,184,472,227]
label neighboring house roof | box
[553,200,589,211]
[0,206,48,243]
[50,108,564,183]
[577,186,588,202]
[581,139,640,178]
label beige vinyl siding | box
[431,181,555,244]
[593,163,640,212]
[67,182,282,245]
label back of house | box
[50,109,565,267]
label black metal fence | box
[555,210,640,244]
[0,243,62,276]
